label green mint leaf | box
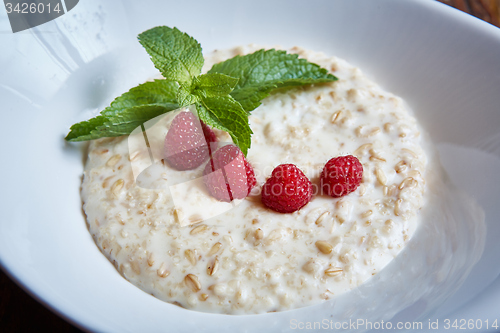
[65,80,180,141]
[193,73,239,98]
[177,82,201,107]
[101,79,179,117]
[65,115,109,141]
[208,49,337,112]
[138,26,203,83]
[197,96,252,156]
[66,105,176,142]
[99,105,176,136]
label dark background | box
[1,0,499,332]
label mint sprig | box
[65,26,338,156]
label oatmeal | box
[81,46,428,314]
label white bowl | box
[1,0,500,332]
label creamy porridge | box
[81,46,428,314]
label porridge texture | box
[82,46,428,314]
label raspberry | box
[164,111,217,170]
[320,155,363,197]
[203,145,256,202]
[261,164,312,213]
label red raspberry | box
[320,155,363,197]
[164,111,217,170]
[261,164,312,213]
[203,145,256,202]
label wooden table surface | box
[1,1,499,332]
[439,0,500,26]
